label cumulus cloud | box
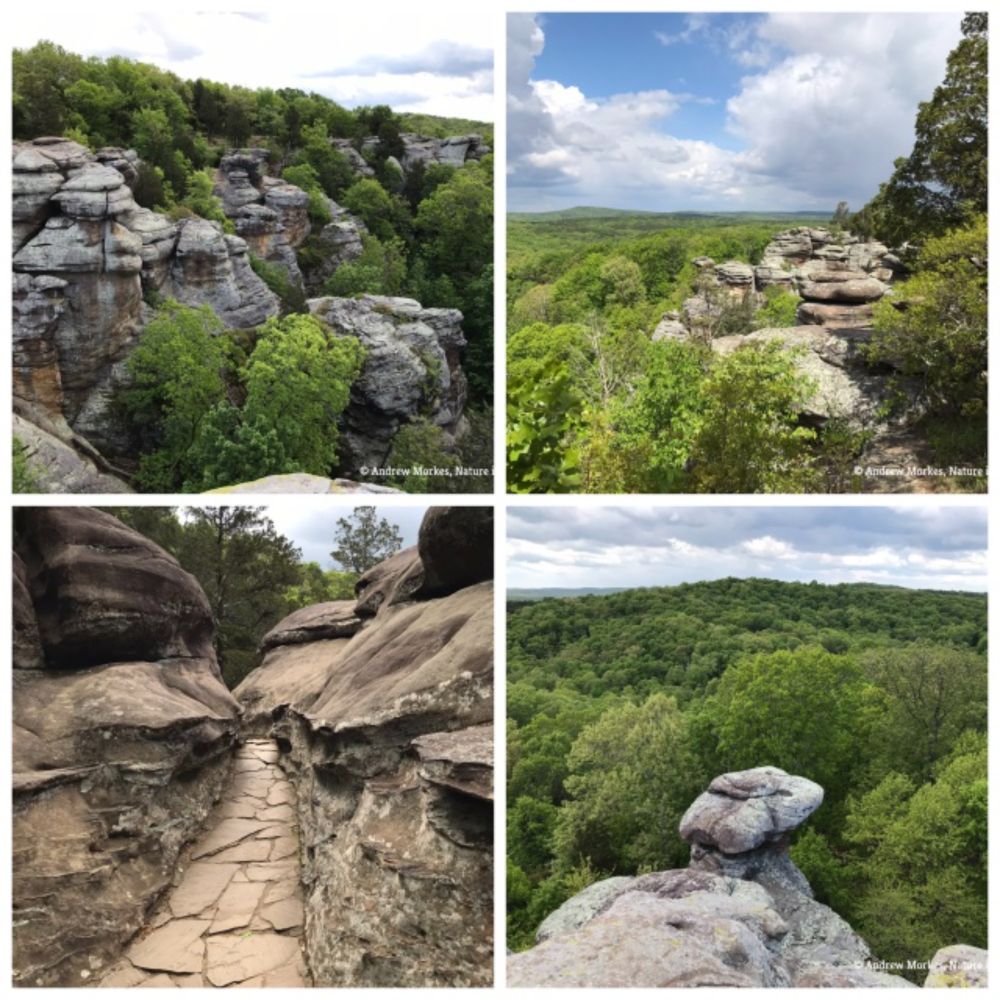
[508,12,962,210]
[507,507,987,592]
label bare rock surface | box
[924,944,988,988]
[510,767,918,989]
[204,473,403,494]
[12,508,240,987]
[11,138,279,471]
[99,740,310,988]
[233,506,494,986]
[308,294,468,472]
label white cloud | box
[10,8,494,119]
[509,12,962,210]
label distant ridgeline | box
[506,18,987,494]
[12,43,493,495]
[507,577,987,980]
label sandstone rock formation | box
[924,945,988,988]
[508,765,971,988]
[234,506,494,987]
[298,199,367,295]
[214,148,312,290]
[203,473,403,494]
[12,137,279,473]
[12,508,240,987]
[98,739,310,988]
[308,295,469,472]
[333,133,490,182]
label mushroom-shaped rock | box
[679,766,823,854]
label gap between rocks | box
[97,739,310,988]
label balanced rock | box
[679,766,823,855]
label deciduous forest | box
[507,578,987,981]
[506,16,987,494]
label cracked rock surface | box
[99,740,309,988]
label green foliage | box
[296,121,354,200]
[506,578,986,948]
[331,506,403,573]
[554,695,700,874]
[116,304,363,491]
[854,15,987,243]
[179,169,228,225]
[342,178,410,243]
[753,285,800,328]
[690,342,817,493]
[323,234,407,297]
[117,302,231,491]
[249,253,306,313]
[239,315,365,477]
[281,163,332,225]
[869,215,987,464]
[844,733,987,979]
[12,437,40,493]
[283,562,358,607]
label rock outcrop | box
[924,945,988,988]
[12,137,279,466]
[333,133,490,182]
[308,295,469,472]
[298,199,367,295]
[12,509,240,987]
[204,473,403,494]
[233,506,494,987]
[508,765,966,989]
[213,148,312,289]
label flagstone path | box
[98,740,310,988]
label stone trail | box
[98,740,310,988]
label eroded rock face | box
[299,199,367,295]
[233,506,494,986]
[12,508,240,987]
[509,767,919,989]
[11,138,279,464]
[308,295,469,472]
[213,149,312,289]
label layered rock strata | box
[12,137,279,466]
[233,506,494,987]
[12,508,240,987]
[308,295,469,472]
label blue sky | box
[508,11,964,212]
[507,506,987,592]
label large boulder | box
[680,767,823,855]
[232,507,493,986]
[12,508,240,987]
[924,944,988,988]
[308,295,468,472]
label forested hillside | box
[12,43,493,493]
[507,578,987,981]
[506,16,987,495]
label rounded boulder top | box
[679,766,824,855]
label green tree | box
[862,646,987,782]
[322,234,407,296]
[554,694,700,874]
[283,562,358,608]
[701,646,868,809]
[856,14,987,242]
[844,732,987,978]
[598,255,645,307]
[868,214,987,459]
[177,506,302,687]
[341,178,409,243]
[117,302,231,491]
[331,507,403,572]
[691,342,817,493]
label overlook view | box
[506,505,987,986]
[12,11,494,495]
[506,12,987,494]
